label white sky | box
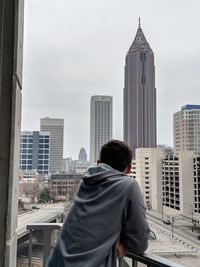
[22,0,200,159]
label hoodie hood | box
[82,163,124,185]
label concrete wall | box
[179,151,194,214]
[0,1,24,266]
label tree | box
[63,185,78,215]
[18,198,25,212]
[22,181,39,203]
[67,185,77,202]
[37,187,51,203]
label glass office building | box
[20,131,50,176]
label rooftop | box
[182,105,200,111]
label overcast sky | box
[22,0,200,159]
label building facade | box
[162,152,194,216]
[19,169,41,183]
[130,148,164,211]
[20,131,50,176]
[193,156,200,214]
[40,117,64,174]
[50,174,81,201]
[157,144,173,157]
[174,105,200,156]
[131,149,200,217]
[90,95,113,164]
[123,20,156,158]
[62,158,73,173]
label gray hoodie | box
[47,163,149,267]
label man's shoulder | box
[115,175,138,192]
[120,175,137,185]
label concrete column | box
[0,1,24,267]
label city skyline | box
[2,2,200,266]
[22,0,200,158]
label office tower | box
[174,105,200,156]
[20,131,50,176]
[90,96,113,164]
[78,147,87,163]
[123,19,156,158]
[62,158,73,173]
[130,148,165,212]
[40,117,64,174]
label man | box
[47,140,149,266]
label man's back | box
[47,163,149,267]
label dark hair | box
[99,140,133,172]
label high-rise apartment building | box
[162,152,194,216]
[130,148,165,211]
[130,149,200,218]
[20,131,50,176]
[123,20,156,158]
[90,96,113,164]
[174,105,200,156]
[40,117,64,174]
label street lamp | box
[156,195,164,221]
[183,203,194,232]
[171,215,182,238]
[171,217,175,238]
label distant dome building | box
[78,147,87,163]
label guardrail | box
[27,223,62,267]
[119,252,184,267]
[27,223,185,267]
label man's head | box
[98,140,133,173]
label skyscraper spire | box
[129,19,151,52]
[138,17,141,29]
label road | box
[147,213,200,251]
[17,202,65,238]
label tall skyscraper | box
[40,117,64,174]
[20,131,50,176]
[174,105,200,156]
[123,19,157,158]
[78,147,87,163]
[90,96,113,164]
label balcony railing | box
[26,223,185,267]
[118,252,184,267]
[27,223,62,267]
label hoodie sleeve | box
[120,180,150,255]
